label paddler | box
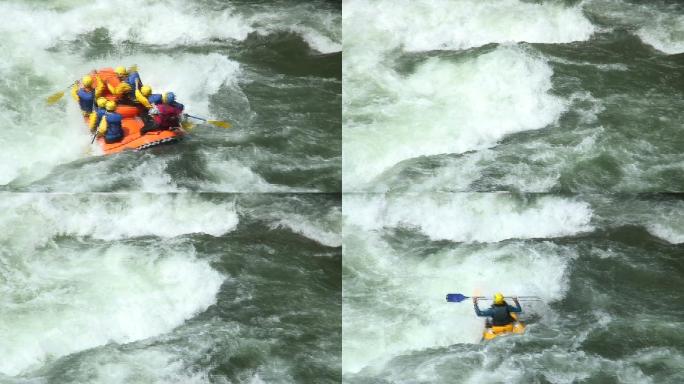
[70,75,96,117]
[126,65,143,92]
[97,100,124,143]
[473,293,522,328]
[88,97,108,132]
[141,91,185,135]
[106,66,134,104]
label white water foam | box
[0,194,239,250]
[343,45,567,190]
[343,194,588,373]
[342,0,596,190]
[344,194,594,242]
[0,0,337,188]
[0,244,223,376]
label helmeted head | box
[140,85,152,97]
[96,97,107,108]
[105,100,117,112]
[493,293,505,305]
[163,92,175,104]
[81,75,93,88]
[114,66,127,78]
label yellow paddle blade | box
[181,121,195,131]
[208,120,231,129]
[46,91,65,105]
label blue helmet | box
[165,92,175,104]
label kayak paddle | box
[446,293,541,303]
[184,113,231,129]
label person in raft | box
[126,65,143,92]
[88,97,108,133]
[97,100,124,143]
[71,75,96,117]
[105,66,134,104]
[473,293,522,327]
[141,91,185,135]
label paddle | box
[46,83,76,105]
[183,113,231,129]
[446,293,541,303]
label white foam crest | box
[647,222,684,244]
[343,46,567,190]
[342,221,572,373]
[200,156,299,192]
[0,194,238,247]
[270,213,342,248]
[0,1,252,51]
[635,13,684,54]
[0,244,223,376]
[250,5,342,53]
[343,0,595,54]
[343,194,593,242]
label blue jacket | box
[148,93,162,105]
[475,301,522,326]
[104,111,124,139]
[169,101,184,111]
[127,72,142,91]
[77,88,95,113]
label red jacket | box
[153,103,182,129]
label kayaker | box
[88,97,108,132]
[70,75,96,117]
[473,293,522,327]
[97,100,124,143]
[141,92,184,134]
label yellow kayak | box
[482,313,525,341]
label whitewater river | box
[0,0,341,383]
[0,193,341,383]
[0,0,340,192]
[343,0,683,193]
[342,0,683,383]
[2,0,683,383]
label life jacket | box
[489,303,516,326]
[76,87,95,113]
[88,107,107,130]
[147,93,163,105]
[153,103,182,129]
[127,72,142,91]
[103,111,124,139]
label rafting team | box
[71,65,184,143]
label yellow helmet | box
[494,293,505,305]
[105,100,117,111]
[96,97,107,108]
[81,75,93,87]
[114,66,127,77]
[140,85,152,97]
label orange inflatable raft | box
[86,68,183,155]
